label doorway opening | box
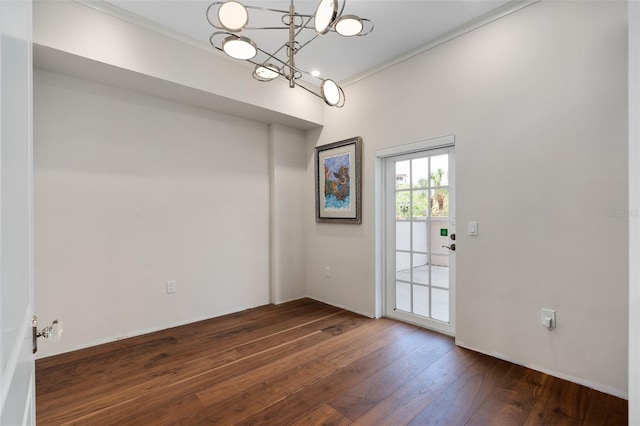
[376,136,455,335]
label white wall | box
[270,124,307,303]
[34,69,272,357]
[306,1,628,397]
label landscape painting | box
[315,137,362,224]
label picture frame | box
[315,136,362,224]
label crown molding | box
[73,0,216,55]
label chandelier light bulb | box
[321,79,341,106]
[253,64,280,81]
[222,36,257,60]
[335,15,363,37]
[218,1,249,32]
[314,0,338,34]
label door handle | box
[442,244,456,251]
[32,316,62,353]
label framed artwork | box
[315,136,362,224]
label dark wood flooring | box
[35,298,628,425]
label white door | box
[0,0,35,424]
[384,146,455,335]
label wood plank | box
[328,332,454,420]
[466,365,550,426]
[352,346,480,425]
[408,352,513,425]
[583,389,628,425]
[523,375,591,425]
[291,404,352,426]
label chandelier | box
[206,0,373,107]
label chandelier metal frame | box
[206,0,373,107]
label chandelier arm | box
[356,18,374,36]
[292,80,325,100]
[260,38,293,65]
[209,31,229,51]
[205,2,225,30]
[292,12,314,41]
[288,1,296,88]
[280,11,315,58]
[337,0,346,21]
[243,4,293,15]
[255,44,294,71]
[295,33,320,53]
[255,4,311,66]
[243,26,291,30]
[253,46,314,84]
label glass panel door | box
[385,147,455,335]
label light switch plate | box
[468,221,478,236]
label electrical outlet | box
[541,309,556,328]
[166,280,176,294]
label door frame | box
[375,134,455,335]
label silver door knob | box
[442,244,456,251]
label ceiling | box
[102,0,518,86]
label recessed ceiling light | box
[311,70,321,77]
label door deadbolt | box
[450,233,456,241]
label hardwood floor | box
[36,298,627,425]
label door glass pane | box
[395,160,410,190]
[431,254,449,288]
[396,252,410,281]
[396,282,411,312]
[411,157,429,188]
[396,222,410,251]
[430,155,449,186]
[431,221,449,255]
[412,221,427,253]
[431,188,448,217]
[412,253,428,284]
[413,285,429,317]
[396,194,410,220]
[432,288,449,322]
[412,190,429,219]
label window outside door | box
[384,147,455,335]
